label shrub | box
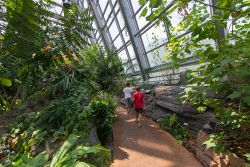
[158,114,189,145]
[90,95,116,144]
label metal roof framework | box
[1,0,224,83]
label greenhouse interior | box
[0,0,250,166]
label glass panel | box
[98,0,108,13]
[146,46,168,67]
[113,35,123,49]
[118,49,128,63]
[83,0,88,8]
[114,2,119,13]
[104,5,111,20]
[122,28,130,42]
[97,36,102,43]
[132,59,140,72]
[126,44,135,59]
[107,16,113,26]
[109,22,119,40]
[136,11,148,29]
[141,23,168,52]
[117,12,125,28]
[131,0,140,13]
[118,49,133,74]
[95,30,100,39]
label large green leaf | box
[26,152,48,167]
[139,0,147,5]
[140,8,148,17]
[50,134,79,167]
[0,77,12,87]
[244,153,250,161]
[13,152,48,167]
[243,96,250,106]
[184,70,192,80]
[149,0,162,8]
[70,162,95,167]
[228,91,241,99]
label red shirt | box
[133,91,144,109]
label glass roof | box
[1,0,216,82]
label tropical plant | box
[157,114,188,145]
[36,90,90,139]
[0,0,94,104]
[0,77,12,113]
[0,1,116,166]
[12,152,48,167]
[0,88,90,161]
[11,134,110,167]
[50,134,94,167]
[89,94,116,144]
[139,0,250,157]
[79,45,124,92]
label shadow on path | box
[111,107,202,167]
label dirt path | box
[111,107,202,167]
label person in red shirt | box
[133,86,144,127]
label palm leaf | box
[13,152,48,167]
[50,134,78,167]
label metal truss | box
[118,0,150,80]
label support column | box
[87,0,113,50]
[118,0,150,80]
[108,0,135,73]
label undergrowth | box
[158,114,189,145]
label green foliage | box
[0,1,116,166]
[11,134,110,167]
[0,88,90,161]
[79,45,124,93]
[244,153,250,164]
[217,108,248,129]
[0,90,113,166]
[13,152,48,167]
[0,0,94,104]
[203,134,225,153]
[50,134,94,167]
[0,78,12,87]
[158,114,188,145]
[90,94,116,144]
[0,77,12,113]
[140,0,250,156]
[36,89,90,139]
[49,134,110,167]
[140,8,148,17]
[0,95,10,113]
[183,69,192,81]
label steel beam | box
[117,40,131,53]
[134,0,176,37]
[118,0,150,80]
[108,0,135,72]
[88,0,113,50]
[112,26,126,43]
